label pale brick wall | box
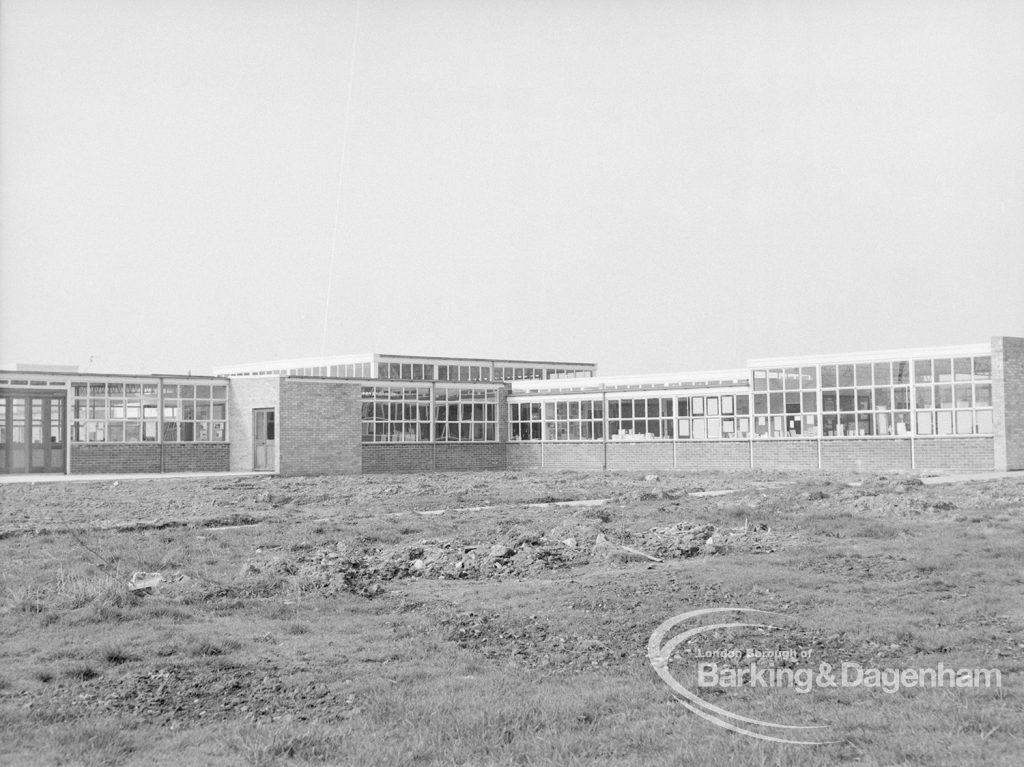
[227,377,280,472]
[606,442,674,471]
[821,439,912,471]
[752,440,818,470]
[279,379,361,476]
[507,443,544,470]
[675,441,750,470]
[915,436,994,471]
[993,336,1024,471]
[538,443,605,471]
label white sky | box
[2,0,1022,376]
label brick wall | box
[751,440,818,470]
[915,436,994,471]
[436,443,507,471]
[362,444,434,473]
[227,377,280,472]
[606,442,675,471]
[162,444,230,472]
[537,443,605,471]
[507,443,544,470]
[675,441,750,470]
[993,335,1024,471]
[70,444,162,474]
[279,379,362,476]
[821,439,912,471]
[68,443,228,474]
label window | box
[608,397,673,440]
[912,356,992,436]
[435,388,497,441]
[360,385,431,442]
[677,394,750,439]
[71,379,225,443]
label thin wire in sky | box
[320,0,362,358]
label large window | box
[161,384,228,442]
[510,402,543,440]
[545,400,604,440]
[677,394,751,439]
[435,365,490,383]
[912,356,992,435]
[71,380,226,443]
[360,385,431,442]
[379,363,436,381]
[752,367,818,437]
[608,397,674,440]
[434,388,497,441]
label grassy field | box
[0,470,1022,766]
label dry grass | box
[1,469,1022,766]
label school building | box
[2,338,1022,476]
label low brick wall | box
[606,442,674,471]
[507,443,543,470]
[914,436,994,471]
[821,439,912,471]
[675,441,750,470]
[69,443,229,474]
[751,440,818,470]
[162,443,230,472]
[435,444,507,471]
[70,444,163,474]
[362,444,435,473]
[362,443,507,473]
[539,443,604,471]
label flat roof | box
[214,352,596,376]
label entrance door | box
[1,393,65,474]
[253,409,276,471]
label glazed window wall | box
[509,402,544,440]
[70,381,227,443]
[434,388,497,441]
[752,367,819,438]
[608,397,674,440]
[360,386,431,443]
[911,356,993,436]
[543,400,604,440]
[677,394,752,439]
[435,365,490,383]
[379,363,436,381]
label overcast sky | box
[2,0,1022,376]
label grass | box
[0,469,1022,765]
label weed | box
[101,646,136,665]
[285,622,310,635]
[184,635,243,657]
[234,723,345,766]
[34,669,54,683]
[64,663,100,681]
[55,721,136,767]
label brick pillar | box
[992,336,1024,471]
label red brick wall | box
[227,377,280,472]
[279,379,362,476]
[915,436,994,471]
[821,439,912,471]
[993,336,1024,471]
